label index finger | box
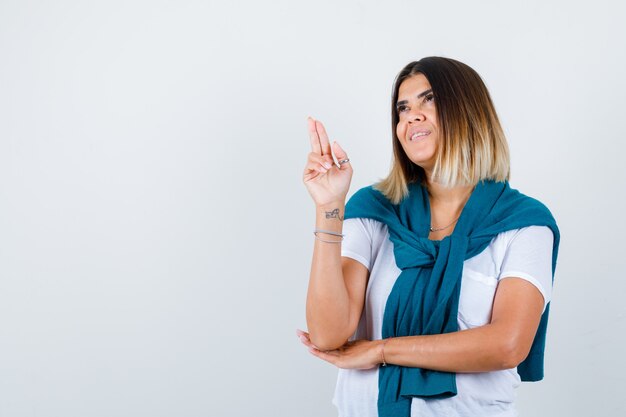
[307,117,322,155]
[315,120,332,156]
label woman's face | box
[395,73,439,174]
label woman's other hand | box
[296,329,382,370]
[303,117,353,207]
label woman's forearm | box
[382,279,542,372]
[306,202,353,350]
[301,323,524,372]
[382,323,526,372]
[304,278,542,373]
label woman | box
[298,57,560,417]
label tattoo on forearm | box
[325,208,344,221]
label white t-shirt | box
[332,218,555,417]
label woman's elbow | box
[497,336,532,370]
[308,332,348,351]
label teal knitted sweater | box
[344,180,560,417]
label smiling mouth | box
[410,131,430,141]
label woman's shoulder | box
[464,225,554,281]
[503,182,557,222]
[344,217,389,239]
[489,225,554,254]
[496,224,553,241]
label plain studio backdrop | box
[1,1,625,416]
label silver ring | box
[338,158,350,165]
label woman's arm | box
[301,277,545,372]
[302,117,368,351]
[306,207,369,350]
[383,277,544,372]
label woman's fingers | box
[308,347,340,365]
[332,141,351,170]
[310,153,333,169]
[303,152,334,179]
[306,117,337,160]
[296,329,319,350]
[315,120,332,156]
[307,117,323,155]
[302,338,342,367]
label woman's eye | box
[398,105,408,112]
[424,94,434,103]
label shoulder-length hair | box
[375,57,510,204]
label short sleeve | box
[341,218,374,271]
[498,225,555,312]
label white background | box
[1,0,625,416]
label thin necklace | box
[427,184,475,233]
[430,216,460,232]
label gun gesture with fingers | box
[302,117,353,208]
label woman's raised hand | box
[303,117,353,207]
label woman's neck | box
[424,180,473,240]
[420,169,475,239]
[425,179,475,212]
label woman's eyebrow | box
[396,89,433,107]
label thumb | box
[332,141,351,168]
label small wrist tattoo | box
[324,208,344,221]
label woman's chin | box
[406,155,436,171]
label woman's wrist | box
[316,200,346,212]
[379,338,390,367]
[314,202,346,243]
[316,203,346,222]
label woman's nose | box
[408,113,423,123]
[407,106,424,123]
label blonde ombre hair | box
[375,57,510,204]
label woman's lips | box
[410,131,430,141]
